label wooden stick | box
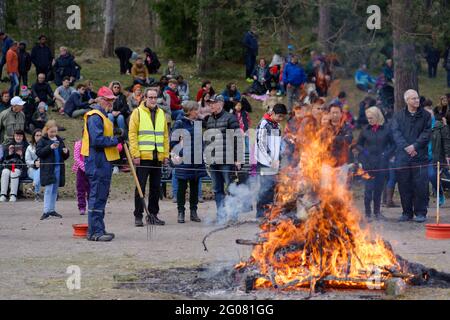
[437,161,440,225]
[123,143,152,238]
[236,239,266,246]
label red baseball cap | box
[97,86,116,100]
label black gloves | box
[114,128,126,144]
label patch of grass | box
[1,51,448,199]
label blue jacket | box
[1,36,14,57]
[64,91,90,117]
[243,31,258,56]
[221,89,241,102]
[391,107,432,165]
[282,62,306,86]
[355,69,375,86]
[171,115,207,180]
[84,106,119,179]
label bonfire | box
[236,121,411,292]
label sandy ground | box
[0,196,450,300]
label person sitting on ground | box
[255,103,288,218]
[127,84,144,112]
[268,54,284,92]
[0,90,11,113]
[198,92,212,120]
[108,81,130,131]
[177,75,190,102]
[163,60,180,80]
[247,58,270,95]
[165,79,184,121]
[36,120,70,220]
[25,129,43,201]
[355,64,376,93]
[196,80,215,102]
[53,46,77,86]
[81,80,97,103]
[171,101,207,224]
[20,86,37,133]
[72,136,90,216]
[53,76,75,114]
[64,83,93,118]
[31,102,48,131]
[131,57,151,86]
[222,82,242,112]
[0,96,26,145]
[0,129,29,203]
[144,47,161,74]
[31,73,54,107]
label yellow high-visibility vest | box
[81,109,120,161]
[138,107,166,153]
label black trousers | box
[428,62,438,78]
[134,159,162,218]
[116,51,132,74]
[177,178,199,212]
[396,164,429,217]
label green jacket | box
[0,108,26,145]
[431,121,450,164]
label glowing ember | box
[237,118,406,291]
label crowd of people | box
[1,30,449,242]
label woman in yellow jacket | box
[129,87,170,227]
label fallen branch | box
[202,220,259,252]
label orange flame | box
[237,120,401,290]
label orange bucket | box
[425,224,450,240]
[72,224,88,239]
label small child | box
[72,138,90,215]
[31,102,49,130]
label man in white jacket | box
[255,103,288,218]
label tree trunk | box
[214,22,223,57]
[147,0,161,50]
[392,0,419,111]
[196,2,210,75]
[41,1,56,56]
[318,0,330,52]
[102,0,116,58]
[0,0,6,32]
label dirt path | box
[0,198,449,300]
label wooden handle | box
[437,162,440,225]
[123,143,144,199]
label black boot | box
[147,214,165,225]
[190,209,201,223]
[135,217,144,227]
[178,209,185,224]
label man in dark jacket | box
[18,42,32,89]
[243,30,258,81]
[114,47,133,75]
[32,73,54,106]
[53,47,76,86]
[64,84,92,118]
[329,104,353,168]
[144,47,161,74]
[391,89,432,223]
[31,35,54,77]
[204,94,242,223]
[444,45,450,88]
[424,45,440,79]
[0,32,14,81]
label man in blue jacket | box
[82,87,125,241]
[243,30,258,82]
[64,84,93,118]
[0,32,14,81]
[391,89,432,223]
[282,55,306,112]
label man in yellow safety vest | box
[129,87,169,227]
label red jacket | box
[165,88,182,111]
[6,49,19,74]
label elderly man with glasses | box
[128,87,170,227]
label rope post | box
[437,162,440,225]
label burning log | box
[236,239,266,246]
